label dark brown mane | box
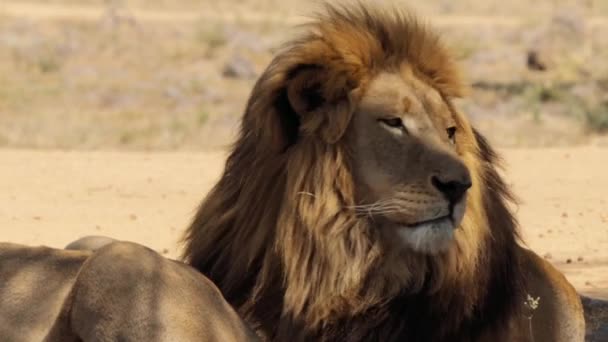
[182,3,523,340]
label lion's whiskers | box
[346,200,405,218]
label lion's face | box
[349,69,471,255]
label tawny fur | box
[0,242,260,341]
[182,3,585,341]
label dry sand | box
[0,147,606,299]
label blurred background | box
[1,0,607,150]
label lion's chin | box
[396,218,455,255]
[396,199,466,255]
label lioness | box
[0,242,259,341]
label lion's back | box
[0,243,89,341]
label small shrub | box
[584,101,608,133]
[38,55,62,73]
[196,24,227,56]
[197,109,209,125]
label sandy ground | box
[1,147,606,299]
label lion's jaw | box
[350,71,473,256]
[396,195,466,254]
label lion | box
[182,3,589,341]
[0,241,259,341]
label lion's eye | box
[378,117,406,133]
[446,126,457,144]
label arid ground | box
[0,1,607,300]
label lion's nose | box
[431,175,472,205]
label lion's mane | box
[183,4,523,341]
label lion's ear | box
[282,64,357,145]
[286,65,326,118]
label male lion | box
[0,3,603,342]
[182,4,588,341]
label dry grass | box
[0,0,607,149]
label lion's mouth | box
[403,215,453,229]
[396,198,467,230]
[382,197,467,233]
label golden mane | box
[183,3,523,340]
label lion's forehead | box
[361,71,453,132]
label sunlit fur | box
[183,3,523,340]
